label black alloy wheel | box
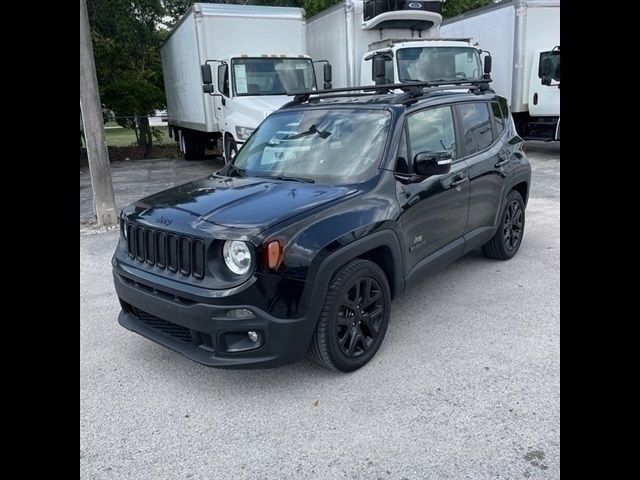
[336,276,385,358]
[481,189,526,260]
[307,259,391,372]
[503,199,524,251]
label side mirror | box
[414,151,452,177]
[203,84,214,93]
[323,63,332,90]
[483,55,492,75]
[201,64,213,85]
[373,55,387,85]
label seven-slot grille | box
[125,223,205,279]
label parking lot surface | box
[80,142,559,479]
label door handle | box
[450,175,466,188]
[495,152,510,167]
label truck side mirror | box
[373,55,387,85]
[483,55,492,75]
[323,63,332,90]
[201,64,213,85]
[203,84,214,93]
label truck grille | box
[125,223,205,279]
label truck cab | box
[207,55,317,161]
[308,0,487,91]
[161,3,318,162]
[527,46,560,139]
[360,39,484,86]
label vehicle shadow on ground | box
[126,247,501,395]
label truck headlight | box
[223,240,252,275]
[235,126,255,141]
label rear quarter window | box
[491,101,505,136]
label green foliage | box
[442,0,494,19]
[302,0,339,18]
[89,0,165,117]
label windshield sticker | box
[234,64,247,94]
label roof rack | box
[282,79,493,108]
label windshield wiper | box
[284,124,331,141]
[261,175,315,184]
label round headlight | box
[223,240,252,275]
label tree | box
[442,0,494,18]
[88,0,166,157]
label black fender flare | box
[305,229,405,318]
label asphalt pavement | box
[80,141,560,479]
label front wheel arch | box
[304,230,404,320]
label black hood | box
[128,175,358,234]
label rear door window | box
[458,102,493,155]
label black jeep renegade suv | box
[112,83,531,372]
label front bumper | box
[113,269,316,369]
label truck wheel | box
[182,131,205,161]
[224,136,238,164]
[481,190,526,260]
[307,259,391,372]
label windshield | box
[397,47,482,82]
[231,109,392,184]
[232,58,316,96]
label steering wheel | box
[455,72,468,79]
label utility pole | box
[80,0,117,227]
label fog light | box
[222,330,264,352]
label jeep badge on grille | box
[156,216,172,226]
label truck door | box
[215,63,231,130]
[396,105,469,274]
[529,47,560,117]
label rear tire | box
[307,259,391,372]
[181,131,205,161]
[481,190,526,260]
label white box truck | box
[441,0,560,141]
[161,3,318,161]
[307,0,490,88]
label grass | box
[104,126,173,147]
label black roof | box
[281,80,498,110]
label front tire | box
[307,259,391,372]
[224,135,238,164]
[481,190,526,260]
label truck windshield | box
[232,58,316,96]
[231,109,391,184]
[397,47,482,82]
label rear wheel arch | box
[511,181,528,206]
